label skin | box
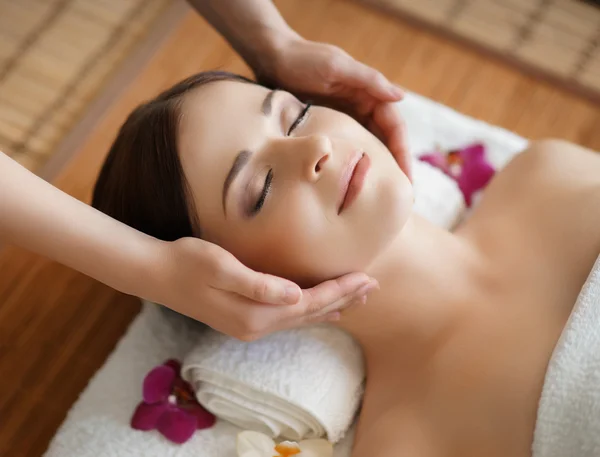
[178,80,413,286]
[188,0,411,181]
[177,80,600,457]
[1,0,408,343]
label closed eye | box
[287,103,312,136]
[249,102,311,217]
[250,169,273,216]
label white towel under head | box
[181,325,364,443]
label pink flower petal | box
[131,402,167,431]
[143,365,176,403]
[419,152,451,175]
[186,404,216,429]
[457,155,495,207]
[458,143,485,160]
[164,359,182,373]
[458,164,495,207]
[419,142,495,208]
[156,408,198,444]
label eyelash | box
[251,169,273,215]
[251,103,312,215]
[287,102,312,136]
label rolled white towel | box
[181,325,364,443]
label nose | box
[301,135,332,182]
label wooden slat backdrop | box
[0,0,171,173]
[0,0,599,456]
[356,0,600,102]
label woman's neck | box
[338,213,492,362]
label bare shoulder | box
[493,138,600,253]
[510,139,600,184]
[487,139,600,207]
[461,139,600,251]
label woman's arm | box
[0,151,158,297]
[0,151,374,339]
[186,0,296,78]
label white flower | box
[237,431,333,457]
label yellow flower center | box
[273,442,301,457]
[172,383,194,405]
[447,151,462,165]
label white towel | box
[411,159,465,229]
[43,91,529,457]
[532,255,600,457]
[181,326,364,443]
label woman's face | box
[178,80,412,286]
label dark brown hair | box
[92,71,256,241]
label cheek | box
[244,194,339,283]
[227,191,353,285]
[374,173,413,236]
[346,163,413,264]
[227,177,413,285]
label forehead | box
[176,80,269,232]
[178,80,269,168]
[180,80,266,139]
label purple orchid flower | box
[131,359,216,444]
[419,142,495,207]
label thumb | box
[213,254,302,305]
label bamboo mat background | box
[357,0,600,102]
[0,0,172,174]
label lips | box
[338,152,371,214]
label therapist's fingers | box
[291,273,377,320]
[334,54,404,102]
[277,279,378,331]
[213,248,302,305]
[224,275,377,341]
[297,310,343,327]
[369,103,412,182]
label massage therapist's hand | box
[152,237,379,341]
[260,38,413,182]
[186,0,412,181]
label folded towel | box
[532,254,600,457]
[411,159,465,229]
[181,325,364,443]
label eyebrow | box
[261,89,277,116]
[222,149,252,216]
[222,90,277,216]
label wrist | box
[249,26,301,81]
[127,236,171,304]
